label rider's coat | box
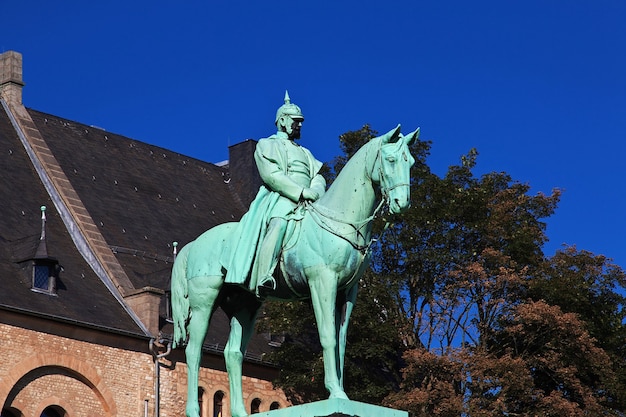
[221,131,326,288]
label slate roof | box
[0,104,270,357]
[0,106,143,335]
[27,109,241,289]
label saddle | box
[262,202,372,298]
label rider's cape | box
[220,135,325,289]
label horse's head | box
[375,125,419,214]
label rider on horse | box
[221,91,327,297]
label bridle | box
[374,141,412,205]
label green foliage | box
[341,271,406,402]
[258,299,327,404]
[379,147,561,351]
[530,247,626,353]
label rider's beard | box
[288,128,301,140]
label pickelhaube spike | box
[275,90,304,124]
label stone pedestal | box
[257,398,408,417]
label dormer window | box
[32,260,58,295]
[34,264,51,289]
[15,205,60,296]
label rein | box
[303,197,387,252]
[303,139,408,252]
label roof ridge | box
[27,108,227,169]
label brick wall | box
[0,323,289,416]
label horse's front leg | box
[224,298,263,417]
[185,276,222,417]
[336,283,358,389]
[308,268,348,400]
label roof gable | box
[1,97,272,356]
[0,106,144,335]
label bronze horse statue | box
[171,125,418,417]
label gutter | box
[0,303,148,339]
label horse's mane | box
[332,136,382,182]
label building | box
[0,51,288,417]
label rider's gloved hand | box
[301,188,320,201]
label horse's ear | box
[404,127,420,146]
[381,124,402,144]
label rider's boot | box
[255,218,286,298]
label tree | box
[379,148,560,351]
[386,300,621,416]
[260,124,626,415]
[384,348,465,417]
[494,300,619,416]
[528,247,626,410]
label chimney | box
[228,139,263,209]
[124,286,165,337]
[0,51,25,106]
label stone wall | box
[0,323,289,417]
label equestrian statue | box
[171,92,419,417]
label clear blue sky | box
[3,1,625,269]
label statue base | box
[257,398,408,417]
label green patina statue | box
[171,92,419,417]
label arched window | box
[250,398,261,414]
[1,407,22,417]
[40,406,66,417]
[198,387,207,417]
[213,391,224,417]
[270,402,280,410]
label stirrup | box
[256,276,276,297]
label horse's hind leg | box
[225,298,263,417]
[185,275,222,417]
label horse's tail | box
[171,243,191,349]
